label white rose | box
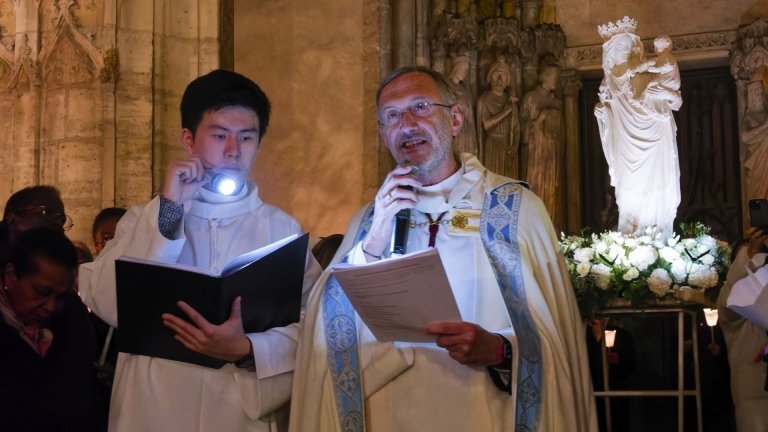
[682,238,697,249]
[648,268,673,297]
[607,244,625,263]
[667,235,680,247]
[573,247,594,264]
[638,235,652,245]
[594,241,608,254]
[670,260,690,283]
[660,246,680,262]
[700,254,715,266]
[700,235,717,251]
[623,267,640,281]
[576,262,591,277]
[608,231,623,242]
[688,264,719,289]
[628,245,658,271]
[624,238,639,248]
[696,243,711,255]
[590,263,613,290]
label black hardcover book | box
[115,233,308,368]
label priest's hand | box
[162,296,251,362]
[361,164,420,261]
[426,321,506,367]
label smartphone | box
[749,199,768,230]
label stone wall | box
[234,0,381,237]
[0,0,225,249]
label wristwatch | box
[234,342,255,370]
[494,334,513,370]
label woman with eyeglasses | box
[0,185,74,269]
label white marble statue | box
[594,17,682,237]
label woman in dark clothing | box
[0,228,107,432]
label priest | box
[289,66,596,432]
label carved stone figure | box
[476,56,520,178]
[522,64,562,222]
[731,20,768,212]
[448,52,478,157]
[594,17,682,237]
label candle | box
[703,308,719,327]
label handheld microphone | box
[390,161,418,256]
[391,186,413,256]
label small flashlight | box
[208,172,238,196]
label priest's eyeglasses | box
[12,205,74,231]
[378,101,453,128]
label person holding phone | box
[79,70,321,432]
[716,214,768,432]
[749,199,768,231]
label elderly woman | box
[0,228,106,431]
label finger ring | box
[386,193,394,203]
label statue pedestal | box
[594,307,703,432]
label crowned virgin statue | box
[594,17,682,238]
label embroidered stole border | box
[481,183,543,431]
[322,204,374,432]
[323,183,543,431]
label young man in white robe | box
[79,69,321,432]
[289,66,596,432]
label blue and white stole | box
[322,182,543,431]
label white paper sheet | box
[331,248,462,342]
[727,262,768,330]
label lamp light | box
[703,308,719,327]
[604,330,617,349]
[209,173,238,196]
[703,308,719,344]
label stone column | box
[415,0,429,66]
[562,70,582,234]
[520,0,540,29]
[392,0,415,68]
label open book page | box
[331,248,461,342]
[728,264,768,330]
[117,233,299,278]
[221,234,299,276]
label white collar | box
[415,153,485,214]
[187,182,263,219]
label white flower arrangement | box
[560,223,730,318]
